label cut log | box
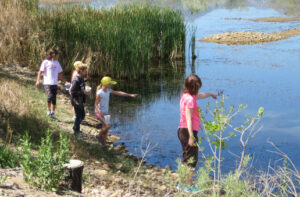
[64,160,84,193]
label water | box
[44,1,300,172]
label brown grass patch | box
[39,0,91,2]
[0,1,47,67]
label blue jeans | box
[73,106,85,134]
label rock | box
[102,163,110,169]
[93,178,100,185]
[114,145,125,151]
[109,135,121,142]
[101,189,112,196]
[91,189,99,194]
[159,185,167,191]
[110,190,123,197]
[116,163,123,170]
[165,165,171,171]
[124,192,133,197]
[95,169,108,176]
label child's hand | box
[188,137,194,147]
[211,93,217,99]
[35,81,40,87]
[130,94,138,98]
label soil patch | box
[199,28,300,45]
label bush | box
[173,97,299,196]
[21,130,69,191]
[0,145,18,168]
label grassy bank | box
[0,65,176,196]
[0,0,185,79]
[0,68,137,172]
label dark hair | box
[46,48,59,60]
[184,74,202,95]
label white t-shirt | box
[40,60,63,85]
[96,88,112,114]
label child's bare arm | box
[35,71,42,86]
[58,73,68,84]
[111,90,138,98]
[196,92,217,100]
[186,108,195,147]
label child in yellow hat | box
[94,76,138,145]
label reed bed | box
[41,5,185,78]
[0,0,185,79]
[0,0,38,65]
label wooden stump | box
[64,160,84,193]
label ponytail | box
[96,84,102,92]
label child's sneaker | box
[177,184,189,192]
[50,113,56,119]
[177,184,199,193]
[46,110,51,116]
[188,185,199,193]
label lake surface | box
[51,1,300,172]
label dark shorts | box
[178,128,198,168]
[44,85,58,105]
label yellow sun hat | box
[101,76,117,85]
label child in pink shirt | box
[178,74,217,168]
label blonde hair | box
[96,84,102,91]
[76,64,88,73]
[73,61,88,72]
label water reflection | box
[41,0,300,171]
[86,60,186,125]
[84,6,300,172]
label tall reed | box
[40,5,185,78]
[0,0,47,66]
[0,1,185,79]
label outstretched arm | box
[111,90,138,98]
[196,92,217,100]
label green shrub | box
[21,130,69,191]
[0,174,7,186]
[0,145,18,168]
